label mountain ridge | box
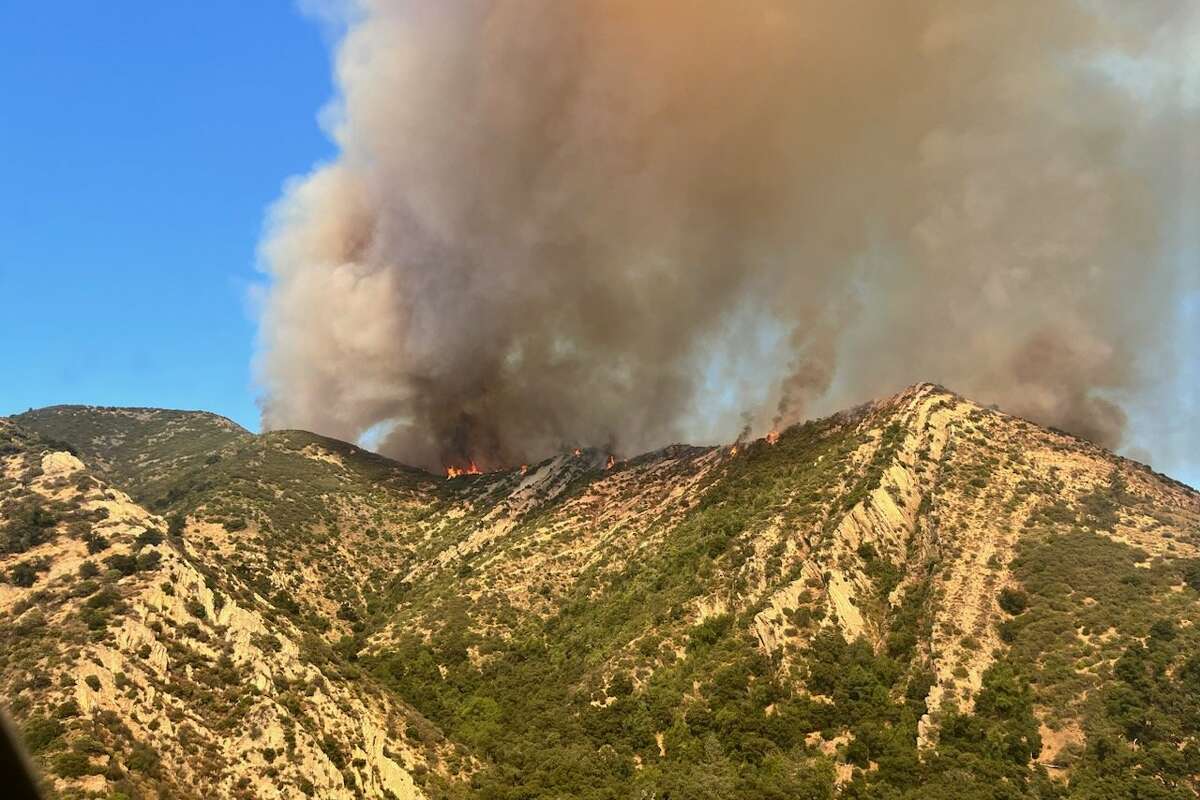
[15,383,1195,492]
[4,384,1200,799]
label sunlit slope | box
[0,417,447,799]
[6,384,1200,799]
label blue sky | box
[0,3,1196,488]
[0,2,333,431]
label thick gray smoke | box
[258,0,1198,473]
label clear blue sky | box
[0,2,333,431]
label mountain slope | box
[0,418,450,799]
[4,385,1200,799]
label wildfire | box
[605,454,616,469]
[766,430,780,445]
[729,445,739,456]
[520,464,529,475]
[446,461,482,479]
[573,448,582,456]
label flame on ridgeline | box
[446,462,482,479]
[765,431,780,445]
[605,454,616,469]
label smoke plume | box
[257,0,1198,472]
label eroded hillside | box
[0,419,450,799]
[5,385,1200,799]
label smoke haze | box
[257,0,1199,473]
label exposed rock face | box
[41,451,84,478]
[4,385,1199,798]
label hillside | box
[4,384,1200,799]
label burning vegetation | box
[446,462,482,479]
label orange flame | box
[573,448,582,456]
[520,464,529,475]
[766,431,780,445]
[446,461,482,479]
[729,445,739,456]
[605,454,616,469]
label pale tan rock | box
[41,450,84,477]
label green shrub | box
[21,716,63,753]
[80,587,122,629]
[135,528,164,549]
[845,737,870,768]
[1,502,57,554]
[607,672,634,698]
[998,588,1028,615]
[1148,618,1177,641]
[55,700,80,719]
[1183,560,1200,592]
[52,750,94,777]
[688,614,732,650]
[126,742,160,775]
[271,591,301,616]
[103,553,138,576]
[9,561,38,587]
[135,550,161,571]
